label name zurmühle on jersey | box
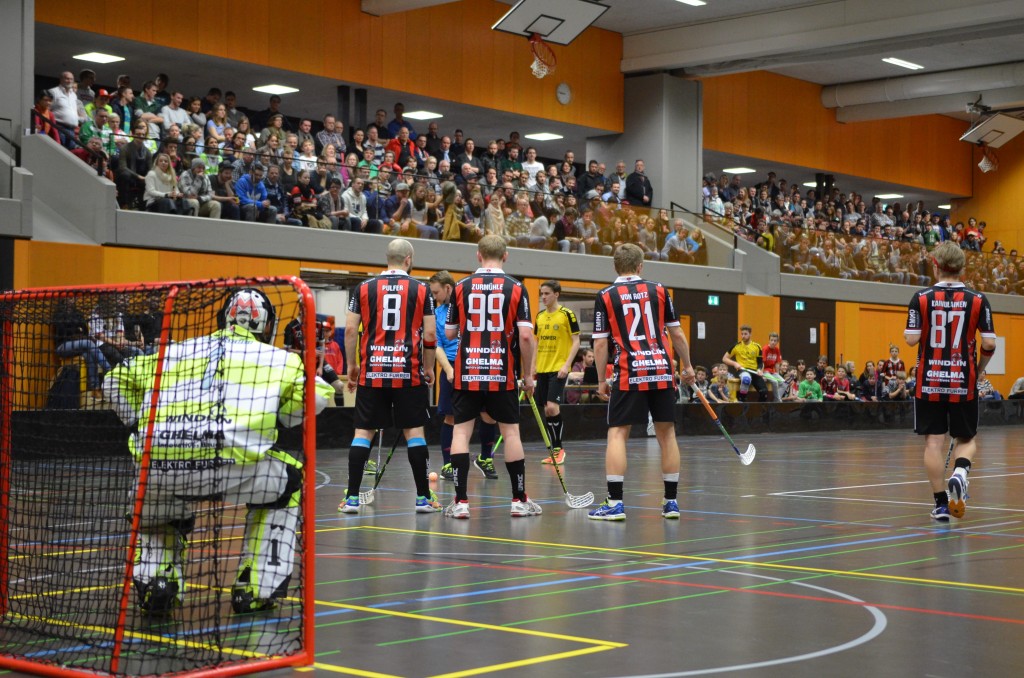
[446,268,531,391]
[350,269,435,388]
[593,275,679,391]
[535,305,580,374]
[905,281,995,402]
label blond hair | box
[931,241,965,276]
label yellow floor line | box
[361,525,1024,595]
[428,645,616,678]
[309,661,403,678]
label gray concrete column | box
[0,1,34,140]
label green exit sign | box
[708,295,720,306]
[795,300,805,311]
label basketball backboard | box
[492,0,610,46]
[959,113,1024,148]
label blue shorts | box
[437,368,454,416]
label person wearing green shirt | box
[79,108,117,157]
[922,223,940,251]
[104,288,333,615]
[797,368,823,401]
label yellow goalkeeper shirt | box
[534,305,580,374]
[728,340,763,371]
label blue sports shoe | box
[338,496,360,514]
[662,499,680,519]
[588,500,626,521]
[930,505,951,522]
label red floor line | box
[320,554,1024,626]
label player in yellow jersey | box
[722,324,769,402]
[534,281,580,465]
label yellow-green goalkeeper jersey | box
[727,340,763,371]
[105,325,333,464]
[534,305,580,374]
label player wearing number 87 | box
[444,235,540,518]
[589,244,696,521]
[342,239,440,514]
[905,241,996,521]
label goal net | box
[0,277,319,677]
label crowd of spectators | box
[31,67,712,260]
[701,171,1021,294]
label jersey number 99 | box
[467,292,505,332]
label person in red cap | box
[85,88,113,119]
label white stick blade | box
[740,444,756,465]
[566,492,595,509]
[359,489,375,505]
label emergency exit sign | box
[707,295,720,306]
[795,300,806,311]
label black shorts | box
[535,372,567,406]
[452,389,521,425]
[914,398,979,439]
[354,385,429,430]
[608,388,676,427]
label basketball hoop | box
[978,146,998,173]
[529,33,557,79]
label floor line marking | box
[360,526,1024,594]
[314,599,627,648]
[770,472,1024,495]
[775,495,1024,513]
[427,645,615,678]
[311,661,402,677]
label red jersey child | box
[878,345,906,383]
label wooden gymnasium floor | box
[301,427,1024,678]
[3,427,1022,677]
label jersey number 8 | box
[467,292,505,332]
[382,293,403,331]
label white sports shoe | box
[510,497,543,517]
[444,500,470,519]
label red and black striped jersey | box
[905,281,995,402]
[446,268,531,391]
[593,275,679,391]
[877,358,905,381]
[349,270,435,388]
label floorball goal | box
[0,277,319,677]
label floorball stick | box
[692,388,756,465]
[359,433,401,505]
[526,390,594,508]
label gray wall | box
[0,1,33,139]
[586,74,703,215]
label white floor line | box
[777,494,1024,513]
[770,472,1024,496]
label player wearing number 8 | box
[341,239,440,514]
[905,241,996,521]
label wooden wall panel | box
[37,1,623,132]
[703,72,972,197]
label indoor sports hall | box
[3,0,1024,677]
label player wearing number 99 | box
[905,241,996,522]
[340,238,439,514]
[444,235,539,519]
[589,243,695,521]
[104,288,334,615]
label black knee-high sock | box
[546,414,563,449]
[934,491,948,508]
[452,454,471,501]
[479,421,497,459]
[505,459,526,501]
[347,443,372,497]
[440,423,453,465]
[407,443,430,497]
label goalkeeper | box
[104,288,333,615]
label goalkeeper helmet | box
[221,288,276,343]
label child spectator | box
[797,369,823,401]
[708,372,731,404]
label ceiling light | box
[675,0,707,6]
[882,57,924,71]
[875,193,903,200]
[402,110,443,121]
[802,181,817,187]
[938,204,951,210]
[73,52,124,64]
[524,132,564,141]
[722,167,756,174]
[252,84,299,95]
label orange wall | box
[951,135,1024,252]
[836,300,1019,395]
[737,295,780,339]
[703,72,973,197]
[36,0,624,132]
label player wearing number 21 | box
[905,241,996,522]
[589,244,695,521]
[340,239,440,515]
[444,235,540,519]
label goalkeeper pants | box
[133,454,300,603]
